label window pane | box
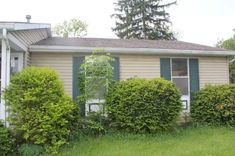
[172,59,187,76]
[172,78,188,95]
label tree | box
[217,29,235,83]
[53,18,88,38]
[112,0,176,40]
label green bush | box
[18,144,44,156]
[69,112,106,140]
[191,84,235,126]
[4,67,79,154]
[0,121,16,156]
[106,78,182,133]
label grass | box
[56,126,235,156]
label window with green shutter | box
[160,58,171,80]
[72,56,85,100]
[189,58,199,93]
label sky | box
[0,0,234,46]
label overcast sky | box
[0,0,234,46]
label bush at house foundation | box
[4,67,79,154]
[106,78,182,133]
[0,120,16,155]
[191,84,235,126]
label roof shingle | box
[33,37,226,51]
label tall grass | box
[56,127,235,156]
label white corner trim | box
[29,45,235,56]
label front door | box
[171,58,190,112]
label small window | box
[172,59,187,76]
[171,58,189,95]
[11,57,19,74]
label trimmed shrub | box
[0,121,16,156]
[191,84,235,126]
[106,78,182,133]
[4,67,79,154]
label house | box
[1,21,235,120]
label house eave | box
[0,22,51,31]
[28,45,235,56]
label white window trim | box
[170,57,191,112]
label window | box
[172,59,187,76]
[84,56,108,114]
[10,57,19,74]
[171,58,189,95]
[85,56,107,99]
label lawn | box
[56,127,235,156]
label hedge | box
[0,121,16,155]
[4,67,79,154]
[106,78,182,133]
[191,84,235,126]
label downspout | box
[0,28,11,126]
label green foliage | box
[78,50,114,116]
[219,38,235,50]
[69,112,106,141]
[112,0,176,40]
[217,29,235,83]
[4,67,79,154]
[54,18,88,37]
[80,49,114,100]
[230,62,235,83]
[191,84,235,126]
[106,78,182,133]
[0,121,16,156]
[79,119,105,137]
[18,144,44,156]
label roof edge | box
[29,45,235,56]
[0,22,51,30]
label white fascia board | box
[7,33,27,52]
[29,45,235,56]
[0,23,50,30]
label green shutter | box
[112,57,120,81]
[160,58,171,80]
[189,58,199,93]
[72,56,85,100]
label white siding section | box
[31,53,72,96]
[120,55,160,80]
[10,29,49,47]
[10,28,50,66]
[199,57,229,88]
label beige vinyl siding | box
[31,54,161,96]
[31,53,73,95]
[120,55,160,80]
[24,51,31,66]
[30,53,230,96]
[199,57,229,88]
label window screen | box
[172,58,189,95]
